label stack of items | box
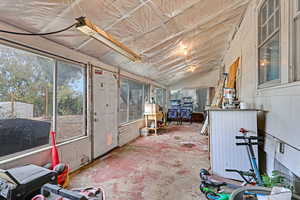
[180,97,193,124]
[167,100,181,124]
[0,165,104,200]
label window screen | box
[0,44,54,158]
[128,81,143,121]
[119,78,144,124]
[258,0,280,85]
[56,61,86,142]
[119,79,129,124]
[143,84,150,103]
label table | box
[144,112,164,135]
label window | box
[143,84,150,104]
[293,0,300,80]
[119,79,129,124]
[258,0,280,85]
[128,81,143,121]
[56,61,86,142]
[119,78,145,124]
[0,44,54,158]
[154,87,166,109]
[0,44,87,159]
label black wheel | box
[200,168,210,180]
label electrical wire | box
[0,23,77,36]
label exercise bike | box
[199,128,264,200]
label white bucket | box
[240,102,248,109]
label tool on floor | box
[31,184,105,200]
[0,164,57,200]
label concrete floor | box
[70,123,210,200]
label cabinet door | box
[210,111,258,181]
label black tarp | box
[0,118,50,157]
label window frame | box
[291,0,300,82]
[257,0,281,88]
[0,40,88,161]
[119,77,146,125]
[55,59,88,142]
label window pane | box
[294,17,300,80]
[57,61,85,142]
[276,0,279,8]
[143,84,150,113]
[268,0,274,17]
[259,33,280,84]
[0,44,54,158]
[119,79,128,123]
[261,4,267,25]
[155,88,166,108]
[268,15,275,35]
[275,9,279,29]
[143,84,150,103]
[128,80,143,121]
[262,25,267,43]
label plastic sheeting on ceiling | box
[0,0,249,86]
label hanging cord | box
[0,23,77,36]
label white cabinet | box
[209,109,258,181]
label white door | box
[93,68,118,158]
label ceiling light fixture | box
[76,17,141,62]
[179,42,189,56]
[187,65,196,72]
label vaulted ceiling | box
[0,0,249,86]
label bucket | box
[240,102,248,109]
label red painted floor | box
[70,123,210,200]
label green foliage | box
[0,44,84,118]
[57,85,83,115]
[262,170,292,189]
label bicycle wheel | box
[230,186,300,200]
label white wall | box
[0,102,33,118]
[118,119,145,147]
[222,0,300,176]
[169,69,219,90]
